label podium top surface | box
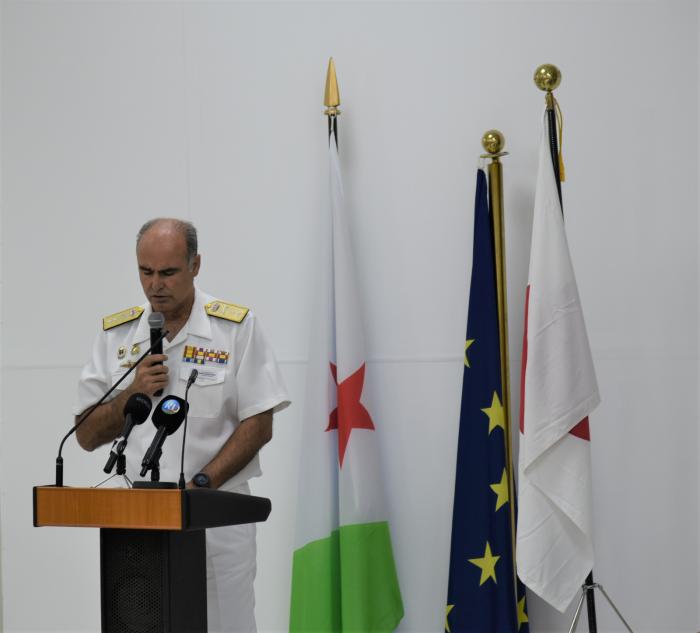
[34,486,271,531]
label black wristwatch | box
[192,472,211,488]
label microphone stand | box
[137,442,172,488]
[94,454,132,489]
[178,369,198,490]
[55,330,168,486]
[150,449,162,482]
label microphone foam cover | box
[152,395,188,434]
[123,393,152,423]
[148,312,165,328]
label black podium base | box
[100,528,207,633]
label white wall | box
[1,1,698,632]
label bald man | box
[74,218,290,632]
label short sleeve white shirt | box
[74,288,290,490]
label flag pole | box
[533,62,600,633]
[534,64,564,204]
[324,57,340,144]
[532,64,635,633]
[480,130,520,621]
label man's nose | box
[151,274,165,290]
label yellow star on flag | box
[468,541,500,586]
[464,339,475,367]
[518,596,529,629]
[489,468,509,511]
[481,391,505,434]
[445,604,454,633]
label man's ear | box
[191,254,201,276]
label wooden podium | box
[34,486,271,633]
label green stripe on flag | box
[290,521,404,633]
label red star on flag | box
[326,362,375,467]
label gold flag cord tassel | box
[481,130,518,612]
[554,97,565,182]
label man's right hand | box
[130,354,169,397]
[76,354,170,452]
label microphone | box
[178,369,198,489]
[148,312,165,397]
[186,368,198,390]
[103,393,152,474]
[56,329,169,486]
[140,395,188,478]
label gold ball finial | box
[481,130,505,155]
[533,64,561,92]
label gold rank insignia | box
[103,306,144,331]
[205,300,249,323]
[117,346,126,360]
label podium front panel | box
[101,529,206,633]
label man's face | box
[136,227,200,318]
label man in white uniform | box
[74,218,290,632]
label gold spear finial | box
[534,64,561,109]
[324,57,341,116]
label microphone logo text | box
[161,399,181,414]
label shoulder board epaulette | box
[205,300,249,324]
[103,306,144,331]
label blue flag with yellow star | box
[445,169,529,633]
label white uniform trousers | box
[206,483,257,633]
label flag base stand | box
[567,582,634,633]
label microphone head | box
[152,395,188,435]
[148,312,165,329]
[123,393,152,424]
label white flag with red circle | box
[516,119,600,612]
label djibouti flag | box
[289,134,404,632]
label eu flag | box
[445,169,529,633]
